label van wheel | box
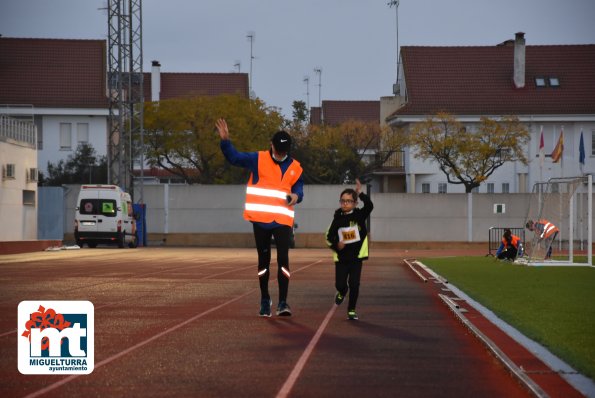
[117,233,125,248]
[88,241,98,248]
[128,236,138,248]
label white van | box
[74,185,137,248]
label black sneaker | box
[276,301,292,316]
[259,298,272,317]
[347,310,358,320]
[335,292,344,305]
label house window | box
[501,183,510,193]
[438,183,447,194]
[77,123,89,143]
[23,190,36,206]
[548,77,559,87]
[535,77,546,87]
[60,123,72,150]
[487,183,495,193]
[592,131,595,156]
[421,183,430,193]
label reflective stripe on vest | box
[539,220,558,239]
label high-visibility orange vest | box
[502,235,521,249]
[243,151,302,227]
[537,219,559,239]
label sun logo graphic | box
[18,301,94,375]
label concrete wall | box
[53,183,594,247]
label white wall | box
[54,182,593,244]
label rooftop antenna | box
[246,31,255,98]
[303,75,310,110]
[234,60,241,73]
[388,0,400,94]
[313,67,322,108]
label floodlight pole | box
[247,32,255,97]
[314,67,322,108]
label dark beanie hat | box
[271,130,291,153]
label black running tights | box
[253,223,292,302]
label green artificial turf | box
[419,256,595,380]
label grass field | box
[419,256,595,380]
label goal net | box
[520,176,593,266]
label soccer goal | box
[519,175,593,266]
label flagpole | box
[560,126,564,178]
[539,125,544,183]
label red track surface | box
[0,247,584,397]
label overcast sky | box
[2,0,594,118]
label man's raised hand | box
[215,118,229,140]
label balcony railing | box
[374,150,405,171]
[0,115,37,147]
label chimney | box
[513,32,525,89]
[151,60,161,102]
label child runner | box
[325,179,373,320]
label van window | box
[80,199,118,217]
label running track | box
[0,248,583,397]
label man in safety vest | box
[495,228,523,261]
[526,219,559,259]
[216,118,304,317]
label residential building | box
[0,38,249,181]
[0,37,109,179]
[385,33,595,193]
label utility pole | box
[234,60,241,73]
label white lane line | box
[276,304,337,398]
[22,259,323,398]
[22,288,257,398]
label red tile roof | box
[144,72,249,100]
[391,44,595,118]
[315,100,380,126]
[0,37,108,109]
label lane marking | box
[22,288,257,398]
[21,259,323,397]
[276,304,337,398]
[0,263,255,338]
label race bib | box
[338,226,360,244]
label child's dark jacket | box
[325,192,373,263]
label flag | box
[539,126,545,168]
[551,128,564,163]
[579,130,585,173]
